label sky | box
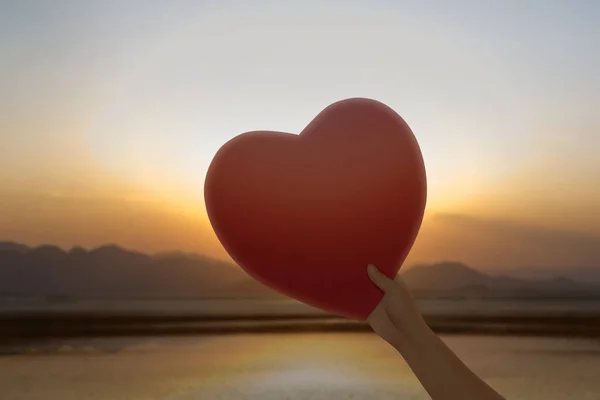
[1,0,599,268]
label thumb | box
[367,264,396,293]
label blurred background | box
[1,1,599,399]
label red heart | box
[205,98,427,320]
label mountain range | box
[0,241,599,299]
[0,241,249,299]
[402,262,600,297]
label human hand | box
[366,264,427,351]
[366,264,507,400]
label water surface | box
[1,333,599,399]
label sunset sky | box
[1,1,599,269]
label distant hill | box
[402,262,600,298]
[0,243,246,299]
[486,266,600,284]
[0,241,31,253]
[402,262,494,291]
[0,242,598,299]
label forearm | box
[394,321,506,400]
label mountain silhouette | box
[402,261,600,297]
[403,262,493,291]
[0,241,30,253]
[0,242,247,298]
[0,242,598,299]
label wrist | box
[392,315,434,355]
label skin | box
[367,264,506,400]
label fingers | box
[367,264,396,293]
[367,301,401,348]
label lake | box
[1,333,599,399]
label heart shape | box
[205,98,427,320]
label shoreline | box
[2,312,600,341]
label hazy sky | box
[1,1,599,267]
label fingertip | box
[367,264,379,279]
[367,263,386,288]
